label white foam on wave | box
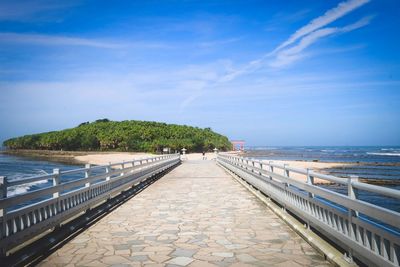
[367,152,400,157]
[7,172,50,197]
[251,147,278,150]
[7,179,49,197]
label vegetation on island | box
[3,119,231,153]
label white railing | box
[217,153,400,267]
[0,154,180,256]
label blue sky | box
[0,0,399,146]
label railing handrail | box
[217,153,400,267]
[220,154,400,199]
[4,154,176,188]
[0,153,181,257]
[0,155,176,209]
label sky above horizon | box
[1,0,399,146]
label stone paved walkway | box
[39,160,331,267]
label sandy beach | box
[75,152,220,164]
[74,152,155,165]
[74,151,346,184]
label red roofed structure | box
[231,140,245,151]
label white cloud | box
[217,0,372,81]
[0,32,122,49]
[198,38,241,48]
[0,0,77,21]
[274,0,370,52]
[270,16,373,67]
[0,32,176,50]
[179,0,372,109]
[341,15,374,31]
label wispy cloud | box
[179,0,372,109]
[218,0,372,80]
[264,8,311,32]
[0,32,123,49]
[274,0,370,52]
[270,15,373,67]
[0,0,78,21]
[198,38,241,48]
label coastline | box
[1,149,224,166]
[2,149,88,165]
[2,150,337,184]
[2,149,397,185]
[1,150,154,166]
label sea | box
[244,146,400,213]
[0,153,82,198]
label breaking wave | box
[367,152,400,157]
[7,170,50,197]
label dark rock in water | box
[360,178,400,186]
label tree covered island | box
[3,119,231,153]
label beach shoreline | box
[1,149,225,166]
[1,149,159,165]
[1,149,89,165]
[3,149,397,185]
[2,149,337,183]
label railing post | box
[85,164,95,213]
[283,164,289,177]
[52,169,60,219]
[306,168,314,229]
[0,176,8,257]
[259,162,263,176]
[106,163,112,199]
[85,164,92,201]
[306,168,314,194]
[85,164,91,183]
[121,161,125,176]
[269,161,274,180]
[106,164,111,182]
[53,169,60,198]
[345,175,359,263]
[282,164,290,211]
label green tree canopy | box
[3,119,231,153]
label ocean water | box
[244,146,400,212]
[0,153,82,198]
[245,146,400,163]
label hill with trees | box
[3,119,232,153]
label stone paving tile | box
[39,160,331,266]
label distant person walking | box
[202,151,206,160]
